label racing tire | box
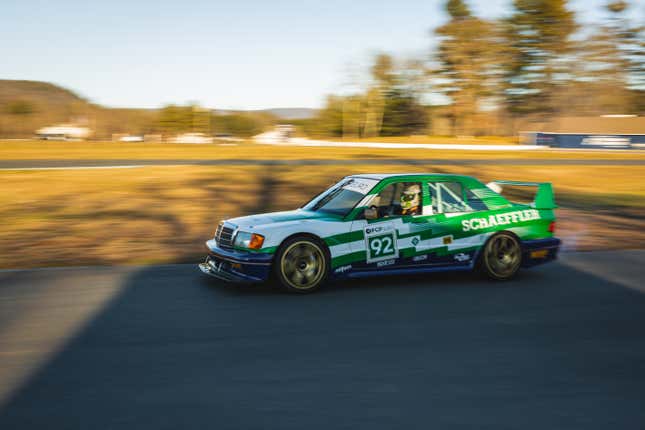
[273,236,330,293]
[478,232,522,281]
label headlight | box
[233,231,265,250]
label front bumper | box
[198,239,273,283]
[521,237,561,267]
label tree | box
[212,112,270,137]
[312,88,427,138]
[309,54,429,138]
[561,0,644,115]
[315,95,345,137]
[157,104,212,135]
[602,1,644,111]
[362,53,397,137]
[380,88,428,136]
[364,53,430,136]
[434,0,502,134]
[503,0,577,118]
[607,0,627,13]
[446,0,470,19]
[371,53,397,88]
[158,105,191,134]
[565,1,633,114]
[5,100,35,115]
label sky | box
[1,0,643,110]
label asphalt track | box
[1,158,645,170]
[0,250,644,429]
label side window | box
[371,182,423,218]
[428,182,474,213]
[465,188,488,211]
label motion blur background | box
[3,4,645,428]
[0,0,644,268]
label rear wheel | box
[274,236,329,293]
[479,232,522,280]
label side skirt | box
[338,263,475,280]
[330,262,475,279]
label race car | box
[199,173,560,293]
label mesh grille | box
[215,223,235,250]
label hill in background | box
[257,108,317,120]
[0,80,94,137]
[0,80,311,138]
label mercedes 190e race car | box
[199,173,560,293]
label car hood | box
[226,209,337,231]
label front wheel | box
[479,232,522,281]
[274,236,329,293]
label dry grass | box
[2,139,645,161]
[0,164,643,269]
[324,135,519,145]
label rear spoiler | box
[487,180,557,210]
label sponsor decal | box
[365,226,384,235]
[376,259,396,267]
[461,209,540,232]
[454,253,470,262]
[412,254,428,262]
[411,236,420,246]
[443,236,453,245]
[334,264,352,274]
[342,178,378,194]
[581,136,631,147]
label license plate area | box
[206,255,228,272]
[530,249,549,259]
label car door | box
[348,180,432,271]
[409,180,489,266]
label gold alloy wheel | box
[484,234,521,279]
[280,240,326,290]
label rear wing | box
[487,180,557,210]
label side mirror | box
[364,207,378,220]
[486,181,503,193]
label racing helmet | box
[400,183,421,211]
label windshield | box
[303,177,378,216]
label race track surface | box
[0,250,644,429]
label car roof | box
[349,173,475,181]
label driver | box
[400,183,421,215]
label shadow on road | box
[1,261,645,429]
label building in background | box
[36,124,91,140]
[168,133,214,144]
[522,116,645,149]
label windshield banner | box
[342,178,378,195]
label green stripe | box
[325,230,364,246]
[331,251,365,268]
[331,245,482,269]
[397,229,436,240]
[256,246,277,254]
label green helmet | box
[401,184,421,210]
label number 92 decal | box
[365,228,399,263]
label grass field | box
[2,139,645,161]
[1,152,644,268]
[325,135,519,145]
[323,135,520,145]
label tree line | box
[155,105,274,137]
[303,0,644,137]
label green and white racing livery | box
[199,173,560,293]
